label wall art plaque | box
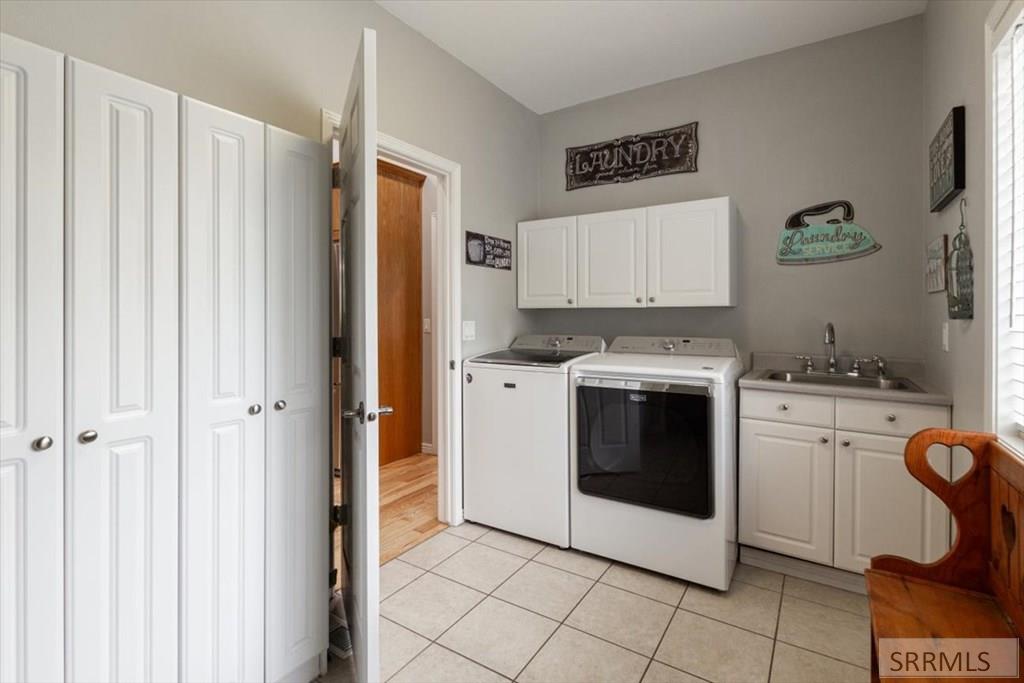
[565,122,698,191]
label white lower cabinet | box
[738,419,834,564]
[833,431,950,573]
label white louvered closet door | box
[0,33,64,683]
[180,97,266,683]
[65,57,179,683]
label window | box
[994,16,1024,444]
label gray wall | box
[921,0,993,430]
[525,17,926,364]
[0,0,538,358]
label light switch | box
[462,320,476,341]
[942,321,949,352]
[423,318,431,334]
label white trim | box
[420,442,436,455]
[321,107,341,144]
[739,547,866,595]
[376,132,464,526]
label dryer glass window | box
[576,383,713,518]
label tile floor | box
[372,523,872,683]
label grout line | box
[766,574,786,682]
[776,640,871,671]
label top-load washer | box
[463,334,606,547]
[570,336,743,590]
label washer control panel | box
[608,336,737,358]
[510,334,606,352]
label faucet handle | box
[851,357,874,376]
[794,355,814,373]
[872,355,889,378]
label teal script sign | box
[777,200,881,265]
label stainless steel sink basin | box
[765,371,923,392]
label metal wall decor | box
[465,230,511,270]
[776,200,882,265]
[929,106,966,212]
[565,122,698,191]
[947,198,973,319]
[925,235,948,293]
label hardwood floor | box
[380,453,446,565]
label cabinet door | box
[577,208,645,307]
[646,198,734,307]
[265,126,330,682]
[739,419,834,564]
[834,431,950,573]
[65,57,179,682]
[517,216,577,308]
[180,97,265,683]
[0,33,64,683]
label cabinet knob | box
[248,403,263,416]
[778,403,790,411]
[841,439,851,447]
[31,435,54,451]
[78,430,98,444]
[648,296,655,303]
[567,298,574,304]
[819,436,829,444]
[886,414,896,422]
[466,373,473,383]
[635,297,642,303]
[274,400,287,411]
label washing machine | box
[570,336,743,590]
[463,334,605,547]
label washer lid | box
[469,348,594,367]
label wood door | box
[577,208,645,308]
[517,216,577,308]
[377,159,425,467]
[0,33,64,683]
[65,56,179,682]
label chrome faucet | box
[824,322,837,373]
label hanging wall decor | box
[565,121,698,190]
[929,106,965,212]
[465,230,512,270]
[947,198,973,319]
[776,200,882,265]
[925,235,948,293]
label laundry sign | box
[565,122,698,191]
[776,200,881,265]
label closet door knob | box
[274,400,287,411]
[78,430,98,444]
[249,403,263,415]
[31,435,54,451]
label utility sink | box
[765,371,924,392]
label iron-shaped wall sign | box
[776,200,882,265]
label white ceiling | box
[377,0,926,114]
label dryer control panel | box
[608,336,737,358]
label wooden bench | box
[866,428,1024,682]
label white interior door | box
[265,124,330,683]
[338,27,381,683]
[180,96,266,683]
[65,56,179,683]
[0,33,64,683]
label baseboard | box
[421,442,436,455]
[739,546,867,595]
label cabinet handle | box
[248,403,263,416]
[274,400,287,411]
[778,403,790,411]
[886,414,896,422]
[31,435,54,451]
[78,430,98,444]
[819,436,829,444]
[841,439,851,447]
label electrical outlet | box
[462,320,476,341]
[942,321,949,352]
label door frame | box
[322,111,464,526]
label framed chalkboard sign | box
[465,231,511,270]
[929,106,965,212]
[565,122,698,191]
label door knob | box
[274,400,287,411]
[249,403,263,415]
[78,430,98,444]
[31,435,54,451]
[378,405,394,416]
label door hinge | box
[332,336,347,359]
[332,504,348,526]
[449,360,456,370]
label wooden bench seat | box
[865,429,1024,682]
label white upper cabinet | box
[577,208,645,308]
[65,56,180,683]
[518,216,578,308]
[646,197,735,307]
[0,33,64,683]
[518,197,734,309]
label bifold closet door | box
[180,97,265,683]
[265,126,330,683]
[65,57,179,683]
[0,34,64,683]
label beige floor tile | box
[776,596,870,668]
[566,583,674,656]
[518,626,649,683]
[476,529,546,558]
[433,543,527,593]
[783,577,869,616]
[398,532,470,570]
[733,563,784,592]
[439,597,557,678]
[655,610,773,682]
[445,522,490,541]
[681,580,781,636]
[533,546,611,579]
[600,563,687,606]
[380,559,425,601]
[381,573,485,639]
[389,644,508,683]
[493,561,594,620]
[769,642,869,683]
[641,661,705,683]
[380,618,430,681]
[321,655,356,683]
